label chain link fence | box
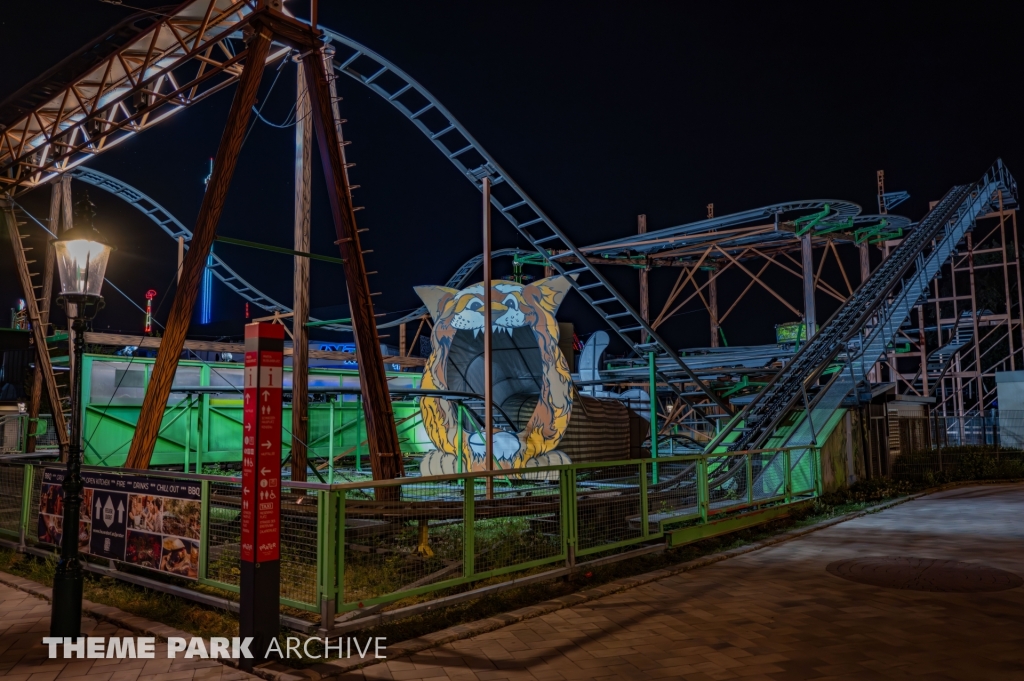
[0,448,820,627]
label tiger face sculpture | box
[415,277,575,476]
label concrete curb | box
[3,479,1015,680]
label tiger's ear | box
[530,275,576,314]
[415,285,460,321]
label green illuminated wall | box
[80,354,431,469]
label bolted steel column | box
[291,59,312,484]
[801,233,816,340]
[482,178,494,499]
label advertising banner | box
[38,468,202,579]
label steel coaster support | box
[2,201,69,454]
[710,160,1017,454]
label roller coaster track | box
[0,1,912,417]
[320,29,729,414]
[708,160,1018,454]
[66,167,533,331]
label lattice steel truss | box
[0,1,288,192]
[886,199,1023,417]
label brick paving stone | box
[338,484,1024,680]
[0,583,259,681]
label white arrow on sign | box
[262,440,272,449]
[117,500,125,523]
[245,392,251,405]
[245,422,251,432]
[262,389,270,400]
[94,498,102,520]
[102,496,115,528]
[260,467,271,476]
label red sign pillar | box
[240,322,283,668]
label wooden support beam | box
[714,246,802,317]
[719,259,771,325]
[301,47,402,484]
[3,200,68,454]
[26,177,65,453]
[651,246,713,330]
[291,59,312,484]
[125,27,274,470]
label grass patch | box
[891,445,1024,484]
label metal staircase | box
[913,310,977,393]
[2,200,69,452]
[708,160,1017,453]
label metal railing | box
[0,447,820,629]
[0,414,61,454]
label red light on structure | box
[145,290,157,334]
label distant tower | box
[145,290,157,334]
[200,158,214,324]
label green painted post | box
[698,457,708,523]
[784,449,792,504]
[813,447,823,497]
[328,402,335,483]
[355,397,363,473]
[558,468,569,560]
[356,391,364,471]
[336,489,345,612]
[198,365,210,473]
[565,466,578,567]
[184,395,192,473]
[20,464,35,548]
[648,352,659,484]
[198,480,210,580]
[463,476,475,578]
[746,453,753,505]
[317,489,336,625]
[456,404,464,474]
[639,460,649,539]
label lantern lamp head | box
[53,226,113,300]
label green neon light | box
[214,235,346,265]
[793,204,831,236]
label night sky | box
[2,1,1023,354]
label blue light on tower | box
[200,246,213,324]
[200,158,213,324]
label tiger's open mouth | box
[446,325,544,429]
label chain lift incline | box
[706,160,1018,454]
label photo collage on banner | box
[39,469,202,579]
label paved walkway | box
[0,582,255,681]
[350,484,1024,681]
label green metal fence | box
[0,446,820,628]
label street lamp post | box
[50,226,112,638]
